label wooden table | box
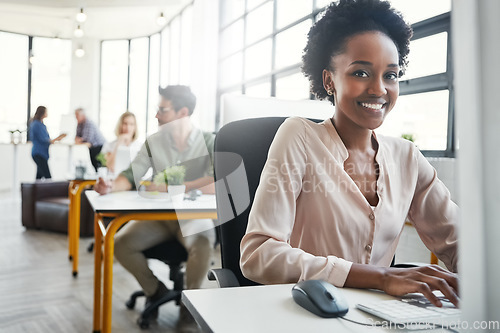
[86,190,217,333]
[68,178,96,277]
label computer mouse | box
[291,280,349,318]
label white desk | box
[86,190,217,333]
[182,284,451,333]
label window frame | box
[216,1,455,157]
[399,12,454,157]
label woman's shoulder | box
[280,116,324,134]
[376,133,418,159]
[30,119,44,129]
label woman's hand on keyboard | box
[381,264,459,308]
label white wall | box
[0,143,92,192]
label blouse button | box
[369,213,375,220]
[365,244,372,252]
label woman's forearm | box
[344,263,385,290]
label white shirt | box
[101,139,142,176]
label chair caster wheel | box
[137,317,150,329]
[87,242,94,253]
[125,299,136,309]
[69,255,73,261]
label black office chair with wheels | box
[125,239,188,329]
[208,117,418,288]
[209,117,321,287]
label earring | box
[327,89,333,96]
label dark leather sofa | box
[21,180,94,237]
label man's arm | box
[184,176,214,194]
[94,174,132,195]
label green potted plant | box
[401,133,415,142]
[96,152,107,167]
[153,165,186,203]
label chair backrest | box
[214,117,321,286]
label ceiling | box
[0,0,192,40]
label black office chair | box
[208,117,416,288]
[209,117,322,287]
[125,239,188,329]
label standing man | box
[94,85,215,332]
[75,108,106,172]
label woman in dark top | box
[29,106,66,179]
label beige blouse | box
[240,117,458,287]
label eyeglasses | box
[157,106,174,114]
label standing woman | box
[240,0,459,308]
[29,106,66,179]
[100,111,141,175]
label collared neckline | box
[322,118,349,163]
[323,118,383,163]
[322,117,384,210]
[163,122,201,152]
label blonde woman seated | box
[101,111,142,175]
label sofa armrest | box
[21,180,69,230]
[21,183,36,229]
[34,180,70,200]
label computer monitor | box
[219,94,334,127]
[453,0,500,327]
[59,113,76,144]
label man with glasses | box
[94,85,215,332]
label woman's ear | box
[322,69,335,96]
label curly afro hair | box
[302,0,413,105]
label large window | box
[0,32,71,143]
[378,2,453,156]
[31,37,72,138]
[217,0,455,157]
[147,34,161,135]
[99,40,129,142]
[128,37,149,139]
[0,32,28,143]
[99,2,196,140]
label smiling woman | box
[240,0,459,310]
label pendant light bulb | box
[74,25,84,38]
[76,8,87,23]
[75,46,85,58]
[157,12,167,26]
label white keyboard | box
[356,296,461,325]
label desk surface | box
[182,284,451,333]
[85,190,216,213]
[88,190,217,333]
